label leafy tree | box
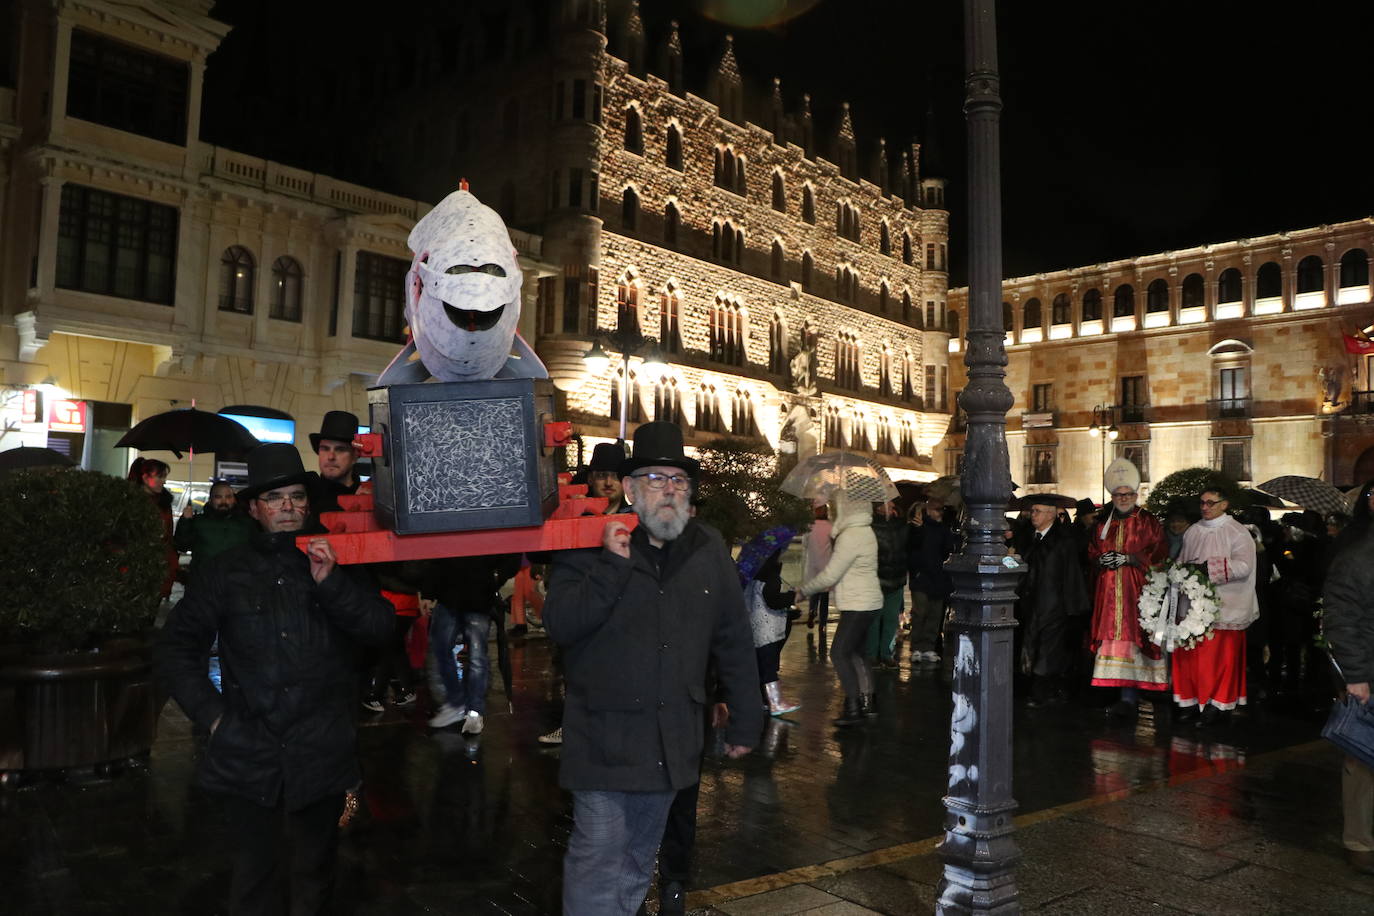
[1145,466,1245,519]
[0,469,165,652]
[693,437,812,546]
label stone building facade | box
[942,218,1374,502]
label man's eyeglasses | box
[1199,498,1226,507]
[631,472,692,491]
[257,491,309,509]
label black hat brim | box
[619,456,700,479]
[238,470,319,503]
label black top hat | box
[619,422,700,478]
[588,441,627,472]
[238,443,318,502]
[310,411,360,451]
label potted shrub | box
[0,467,166,783]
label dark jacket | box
[1323,530,1374,684]
[157,531,393,810]
[872,515,910,593]
[420,554,521,618]
[173,509,257,573]
[909,515,956,598]
[1017,521,1090,676]
[544,520,762,792]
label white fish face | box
[404,189,524,381]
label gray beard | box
[636,501,690,542]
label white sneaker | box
[461,710,484,735]
[924,650,943,663]
[428,703,466,728]
[538,727,563,746]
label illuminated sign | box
[48,399,87,433]
[220,413,295,444]
[21,389,42,424]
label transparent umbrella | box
[780,450,899,503]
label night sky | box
[203,0,1373,285]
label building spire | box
[620,0,645,75]
[769,77,785,140]
[663,19,683,95]
[835,101,857,178]
[709,35,743,122]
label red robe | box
[1087,508,1166,656]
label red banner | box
[1344,333,1374,355]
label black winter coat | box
[872,517,910,593]
[544,520,762,792]
[1017,522,1090,677]
[1323,529,1374,684]
[157,531,393,810]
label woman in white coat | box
[799,494,883,726]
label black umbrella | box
[1241,487,1287,509]
[0,446,76,473]
[115,408,260,458]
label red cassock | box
[1087,508,1167,669]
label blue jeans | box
[563,789,677,915]
[430,604,491,714]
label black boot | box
[860,692,877,717]
[659,880,686,916]
[833,697,864,727]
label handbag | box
[1322,652,1374,770]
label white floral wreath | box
[1137,561,1221,652]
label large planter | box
[0,636,160,782]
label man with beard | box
[1017,496,1089,707]
[1087,458,1167,717]
[158,444,393,914]
[175,480,256,575]
[543,421,760,915]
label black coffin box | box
[368,378,560,534]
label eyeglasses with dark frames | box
[631,472,692,491]
[257,490,309,509]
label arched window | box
[1256,261,1281,299]
[878,281,890,313]
[616,271,639,334]
[1297,255,1324,294]
[902,231,913,265]
[611,368,642,423]
[663,202,680,249]
[903,290,915,325]
[270,256,302,321]
[834,332,861,389]
[771,171,786,212]
[623,105,643,153]
[660,284,681,353]
[1113,284,1135,318]
[879,348,893,395]
[801,251,814,290]
[665,123,683,170]
[1002,301,1014,333]
[1217,268,1242,303]
[1082,288,1102,321]
[1051,293,1070,325]
[219,246,255,314]
[654,377,682,425]
[732,390,758,437]
[1341,249,1370,288]
[1146,279,1168,312]
[770,239,784,281]
[710,296,745,366]
[879,221,891,256]
[836,201,860,242]
[735,156,748,196]
[824,405,843,447]
[697,384,720,433]
[836,265,858,303]
[948,311,961,341]
[714,146,744,193]
[801,185,816,224]
[1023,297,1042,328]
[621,187,639,232]
[1182,273,1205,309]
[769,312,786,373]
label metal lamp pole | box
[1088,404,1119,502]
[937,1,1021,913]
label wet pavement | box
[0,621,1350,915]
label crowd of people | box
[150,415,1370,914]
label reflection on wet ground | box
[0,625,1334,914]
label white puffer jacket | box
[799,495,882,612]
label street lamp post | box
[584,328,664,442]
[937,1,1022,913]
[1088,404,1120,503]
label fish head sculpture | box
[404,189,524,381]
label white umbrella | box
[780,450,899,503]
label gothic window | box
[834,332,861,389]
[660,285,681,353]
[698,384,723,433]
[801,251,814,290]
[769,312,786,374]
[836,201,861,242]
[879,347,893,394]
[771,171,786,212]
[836,265,858,304]
[621,186,639,232]
[876,416,894,454]
[665,124,683,171]
[623,105,643,154]
[903,350,917,404]
[770,239,784,281]
[664,202,680,249]
[654,377,682,425]
[611,369,643,423]
[1082,288,1103,321]
[714,146,742,192]
[710,297,745,366]
[802,185,816,224]
[270,256,303,322]
[879,280,890,314]
[732,390,758,437]
[902,231,913,265]
[616,272,639,334]
[219,246,256,314]
[879,221,891,256]
[824,405,844,447]
[903,290,915,325]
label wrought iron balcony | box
[1207,397,1252,420]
